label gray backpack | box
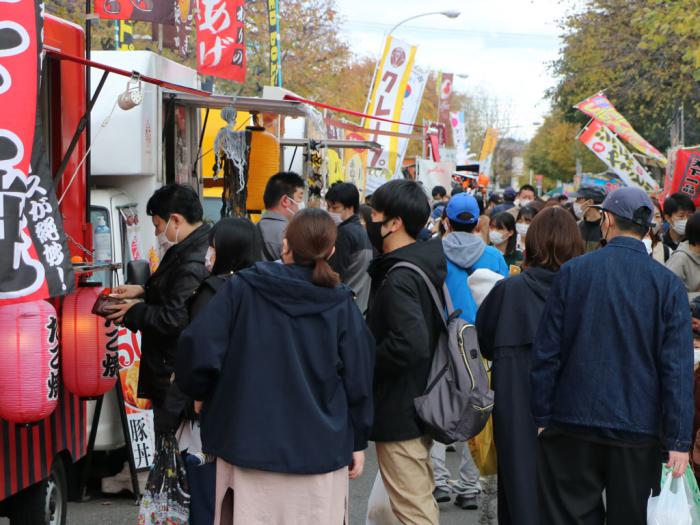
[390,262,494,444]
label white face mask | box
[489,231,508,245]
[288,196,305,215]
[329,212,343,225]
[642,238,653,255]
[519,199,533,208]
[205,246,216,273]
[516,223,530,237]
[673,219,688,236]
[157,217,177,258]
[573,202,585,220]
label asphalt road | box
[1,444,481,525]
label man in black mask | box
[365,180,447,524]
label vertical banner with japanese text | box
[579,119,659,192]
[267,0,282,86]
[363,36,419,194]
[0,1,74,305]
[478,128,499,181]
[450,111,469,165]
[438,72,454,140]
[575,92,666,164]
[94,0,176,23]
[196,0,246,83]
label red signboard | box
[0,1,74,305]
[196,0,246,83]
[94,0,176,23]
[664,147,700,207]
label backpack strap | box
[389,261,453,328]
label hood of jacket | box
[442,232,486,269]
[368,237,446,289]
[237,262,353,317]
[521,266,558,302]
[675,241,700,266]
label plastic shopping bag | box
[366,471,400,525]
[647,473,692,525]
[137,433,190,525]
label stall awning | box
[162,90,309,118]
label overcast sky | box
[335,0,573,139]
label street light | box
[387,10,462,35]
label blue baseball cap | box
[595,187,654,227]
[446,193,480,225]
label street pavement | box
[1,443,480,525]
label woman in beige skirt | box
[176,208,375,524]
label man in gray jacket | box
[257,172,305,261]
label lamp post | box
[386,10,462,36]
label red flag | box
[94,0,176,24]
[196,0,246,83]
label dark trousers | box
[538,430,661,525]
[183,453,216,525]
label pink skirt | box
[214,458,349,525]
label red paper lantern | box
[0,300,60,423]
[62,286,119,397]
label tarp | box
[579,119,659,192]
[0,1,74,304]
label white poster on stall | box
[364,36,419,194]
[417,158,456,192]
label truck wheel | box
[11,457,67,525]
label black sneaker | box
[454,495,478,510]
[433,487,452,503]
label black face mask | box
[367,219,392,253]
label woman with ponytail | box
[175,208,375,525]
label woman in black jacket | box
[475,207,584,525]
[176,208,375,524]
[183,217,261,525]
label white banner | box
[364,36,419,194]
[579,119,659,192]
[450,111,469,165]
[417,158,456,192]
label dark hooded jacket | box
[366,238,447,442]
[175,262,375,475]
[124,223,210,404]
[475,266,557,525]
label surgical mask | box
[329,212,343,225]
[519,199,533,208]
[157,217,177,258]
[288,196,305,215]
[367,219,392,253]
[489,231,507,245]
[573,202,585,220]
[516,223,530,237]
[652,222,663,235]
[205,246,215,273]
[673,219,688,236]
[642,238,653,255]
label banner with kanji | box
[438,72,454,142]
[0,1,74,305]
[196,0,246,83]
[267,0,282,86]
[450,111,469,165]
[94,0,176,23]
[478,128,499,180]
[363,36,419,194]
[664,147,700,206]
[575,92,667,165]
[579,119,659,192]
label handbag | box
[137,433,190,525]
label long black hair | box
[209,218,262,275]
[491,212,518,256]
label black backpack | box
[390,262,494,444]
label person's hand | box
[194,401,203,414]
[667,451,689,478]
[538,427,545,436]
[105,299,138,324]
[110,284,144,300]
[348,451,365,480]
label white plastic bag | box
[366,471,400,525]
[648,474,693,525]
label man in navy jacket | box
[531,187,694,525]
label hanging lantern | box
[246,126,281,212]
[0,300,60,423]
[62,286,119,398]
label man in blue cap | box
[431,192,508,509]
[493,187,517,215]
[532,187,694,524]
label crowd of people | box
[106,176,698,525]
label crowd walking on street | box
[109,177,697,525]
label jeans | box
[431,441,482,496]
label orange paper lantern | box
[246,127,280,212]
[0,300,60,423]
[62,286,119,398]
